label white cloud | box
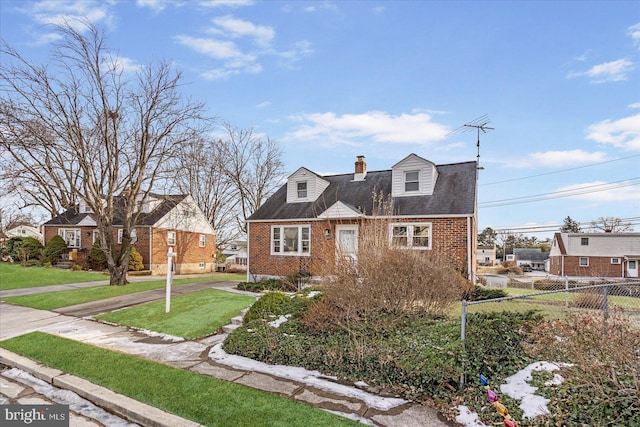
[285,111,451,147]
[567,58,634,83]
[136,0,169,13]
[210,15,275,47]
[586,113,640,151]
[25,0,112,29]
[627,22,640,48]
[555,180,640,202]
[529,150,608,167]
[197,0,255,7]
[255,101,271,109]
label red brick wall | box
[248,216,473,280]
[549,255,626,278]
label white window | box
[92,230,101,244]
[118,229,137,244]
[199,262,205,269]
[611,258,621,265]
[581,237,589,246]
[389,223,431,249]
[297,181,307,199]
[168,231,176,246]
[404,171,419,192]
[579,257,589,267]
[271,225,311,256]
[58,228,81,248]
[236,257,247,266]
[199,234,206,247]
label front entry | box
[627,259,638,278]
[335,225,358,263]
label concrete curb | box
[0,348,204,427]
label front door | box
[627,259,638,278]
[335,225,358,263]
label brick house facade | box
[549,232,640,278]
[246,154,478,282]
[42,194,216,275]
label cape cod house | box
[42,193,216,274]
[246,154,478,282]
[548,232,640,278]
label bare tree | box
[589,216,633,233]
[171,137,240,247]
[0,20,209,285]
[221,123,285,233]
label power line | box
[488,217,640,235]
[479,178,640,208]
[480,154,640,186]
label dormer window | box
[405,171,419,192]
[297,181,308,199]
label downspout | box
[246,222,251,283]
[467,216,472,282]
[149,226,153,273]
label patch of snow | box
[455,405,490,427]
[544,373,565,386]
[354,381,369,387]
[135,328,185,342]
[208,344,407,411]
[2,368,138,427]
[306,291,322,298]
[268,314,291,328]
[500,361,568,419]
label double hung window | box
[59,228,81,248]
[390,223,431,249]
[272,225,310,256]
[404,171,419,192]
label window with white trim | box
[581,237,589,246]
[611,258,621,265]
[199,234,206,247]
[92,230,101,244]
[58,228,80,248]
[579,257,589,267]
[297,181,308,199]
[168,231,176,246]
[404,171,419,192]
[389,223,431,249]
[117,229,137,244]
[271,225,310,256]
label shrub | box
[128,247,144,271]
[16,237,44,264]
[237,278,297,293]
[88,239,107,271]
[243,291,292,323]
[5,237,24,259]
[43,235,67,263]
[496,260,522,275]
[525,311,640,426]
[463,285,508,301]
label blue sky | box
[1,0,639,238]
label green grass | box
[2,275,244,310]
[0,262,107,290]
[0,332,358,427]
[96,289,256,339]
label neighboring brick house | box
[548,232,640,278]
[42,193,216,274]
[246,154,478,282]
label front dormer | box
[391,154,438,197]
[286,167,330,203]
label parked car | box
[521,264,532,272]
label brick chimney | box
[354,155,366,181]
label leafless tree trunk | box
[0,20,209,285]
[220,123,285,234]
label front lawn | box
[96,289,256,339]
[0,332,359,427]
[0,262,107,290]
[2,274,244,310]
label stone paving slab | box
[234,371,303,396]
[294,388,364,413]
[190,362,245,382]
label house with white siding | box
[548,232,640,278]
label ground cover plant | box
[0,332,360,427]
[0,262,106,291]
[2,274,245,309]
[96,288,256,339]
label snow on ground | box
[456,361,569,427]
[2,368,138,427]
[268,314,291,328]
[208,344,407,411]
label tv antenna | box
[447,114,494,168]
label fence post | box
[460,300,467,386]
[603,285,609,320]
[565,276,569,308]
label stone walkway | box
[0,278,458,426]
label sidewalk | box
[0,282,457,426]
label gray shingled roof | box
[43,194,188,226]
[248,161,477,221]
